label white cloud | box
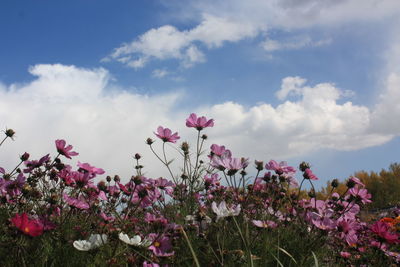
[152,69,169,78]
[104,1,399,69]
[1,64,399,183]
[262,36,332,52]
[103,14,260,68]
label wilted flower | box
[73,234,108,251]
[212,201,241,221]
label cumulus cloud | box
[103,14,260,68]
[1,64,399,182]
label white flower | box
[118,232,151,247]
[73,234,108,251]
[211,201,241,221]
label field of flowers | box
[0,114,399,266]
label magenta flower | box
[371,221,399,244]
[11,213,44,237]
[154,126,180,143]
[186,113,214,130]
[148,234,175,257]
[24,154,50,173]
[55,139,79,159]
[4,173,25,197]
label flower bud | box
[308,190,316,198]
[146,138,154,145]
[255,160,264,171]
[201,134,208,140]
[113,175,120,183]
[106,176,112,182]
[5,129,15,138]
[181,142,189,153]
[346,179,355,188]
[331,179,339,188]
[299,161,311,172]
[20,152,30,161]
[134,153,141,160]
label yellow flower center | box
[24,227,30,233]
[154,241,161,247]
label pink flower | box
[55,139,79,159]
[210,144,232,158]
[265,160,296,175]
[186,113,214,130]
[371,221,399,244]
[77,161,105,177]
[148,234,175,257]
[11,213,44,237]
[154,126,180,143]
[143,262,160,267]
[304,168,318,180]
[340,251,351,258]
[63,193,90,209]
[348,187,371,204]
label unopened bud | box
[134,153,141,160]
[106,176,112,182]
[346,179,355,188]
[113,175,120,183]
[5,129,15,138]
[181,142,189,153]
[201,134,208,140]
[146,138,154,145]
[331,179,339,188]
[20,152,30,161]
[299,161,311,172]
[255,160,264,171]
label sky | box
[1,0,400,188]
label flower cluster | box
[0,114,399,266]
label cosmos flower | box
[119,233,152,247]
[73,234,108,251]
[154,126,180,143]
[185,113,214,130]
[11,213,44,237]
[55,139,79,159]
[212,201,241,221]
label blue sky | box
[1,0,400,188]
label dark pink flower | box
[55,139,79,159]
[11,213,44,237]
[24,154,50,173]
[186,113,214,130]
[4,173,25,197]
[371,221,399,244]
[148,233,175,257]
[154,126,180,143]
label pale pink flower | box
[186,113,214,130]
[154,126,180,143]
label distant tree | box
[318,163,400,210]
